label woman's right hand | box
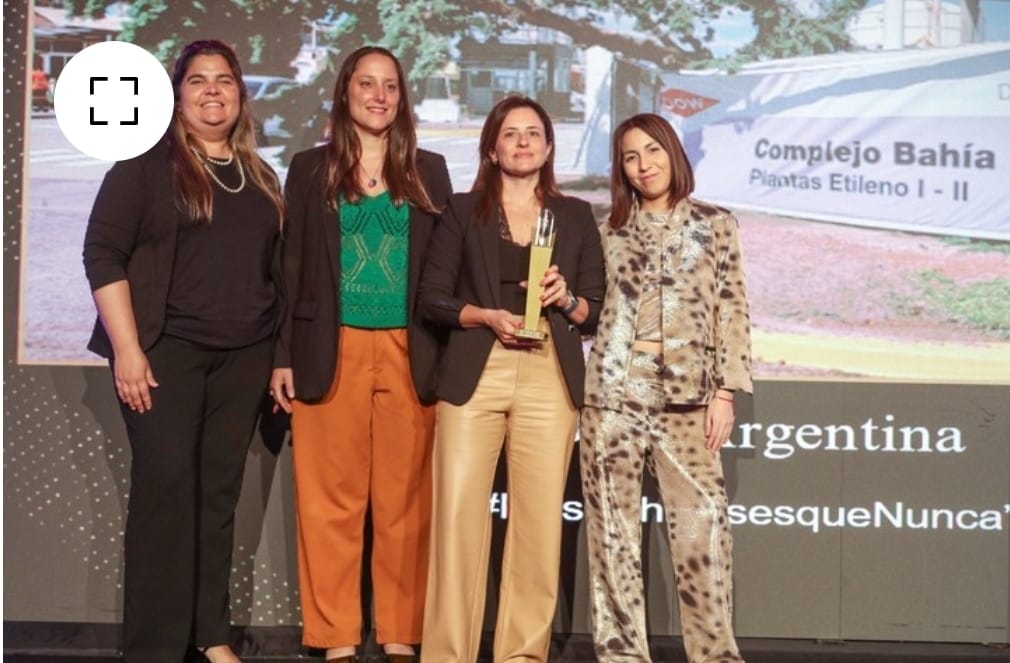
[270,368,295,414]
[482,308,533,347]
[114,344,158,413]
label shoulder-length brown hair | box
[608,113,694,229]
[471,95,561,224]
[167,39,283,224]
[323,46,436,214]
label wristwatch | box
[560,290,579,315]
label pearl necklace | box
[191,146,245,194]
[203,151,233,166]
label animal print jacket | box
[584,197,753,409]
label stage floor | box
[4,629,1009,663]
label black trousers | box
[117,335,272,663]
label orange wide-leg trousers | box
[291,327,435,648]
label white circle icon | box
[54,41,174,162]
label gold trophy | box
[514,208,556,342]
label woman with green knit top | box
[269,46,452,663]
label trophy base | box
[514,327,548,342]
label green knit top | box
[338,191,409,328]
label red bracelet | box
[715,394,734,403]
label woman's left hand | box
[704,393,735,451]
[537,264,569,308]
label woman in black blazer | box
[269,46,451,663]
[83,40,283,663]
[418,96,605,663]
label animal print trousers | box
[580,351,744,663]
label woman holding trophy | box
[418,95,605,663]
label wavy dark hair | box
[471,95,560,224]
[167,39,283,224]
[323,46,436,214]
[608,113,694,229]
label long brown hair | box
[608,113,694,229]
[323,46,436,214]
[471,95,560,224]
[167,39,283,224]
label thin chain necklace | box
[191,146,245,194]
[360,159,383,189]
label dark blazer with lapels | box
[84,139,282,359]
[419,191,606,407]
[84,140,180,358]
[274,145,453,404]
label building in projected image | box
[457,25,582,119]
[32,2,125,79]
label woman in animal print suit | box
[581,113,753,663]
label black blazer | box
[275,145,452,404]
[83,141,186,358]
[83,140,283,359]
[419,191,605,407]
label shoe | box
[325,656,358,663]
[385,654,415,663]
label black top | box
[497,237,530,316]
[164,161,279,348]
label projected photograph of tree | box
[22,0,1010,381]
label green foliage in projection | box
[737,0,868,58]
[67,1,876,77]
[63,1,876,155]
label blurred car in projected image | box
[414,73,461,124]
